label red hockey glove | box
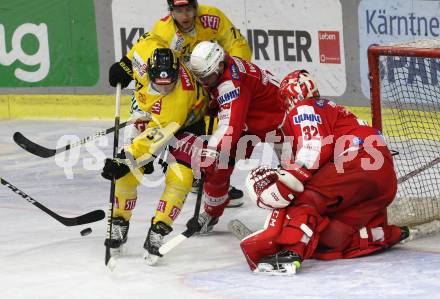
[245,164,311,209]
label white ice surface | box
[0,120,439,299]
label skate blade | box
[143,251,160,266]
[226,198,244,208]
[110,245,126,257]
[254,263,297,276]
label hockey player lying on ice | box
[241,70,410,275]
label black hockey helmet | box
[167,0,197,10]
[147,48,180,85]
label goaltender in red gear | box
[241,70,409,275]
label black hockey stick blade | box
[61,209,106,226]
[0,177,105,226]
[13,132,56,158]
[13,121,128,158]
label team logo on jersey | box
[168,206,181,221]
[157,200,166,213]
[232,57,246,73]
[124,198,137,210]
[132,53,148,77]
[230,65,240,80]
[217,88,240,105]
[199,14,220,30]
[152,99,162,114]
[179,67,194,90]
[293,113,322,124]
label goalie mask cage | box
[368,41,440,232]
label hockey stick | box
[105,84,122,269]
[159,116,215,256]
[228,219,254,240]
[397,157,440,184]
[13,121,130,158]
[0,177,105,226]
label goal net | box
[368,40,440,234]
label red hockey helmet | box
[279,70,319,111]
[167,0,197,10]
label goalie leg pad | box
[240,209,286,270]
[342,213,403,259]
[314,214,403,260]
[275,205,329,259]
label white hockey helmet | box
[189,41,225,82]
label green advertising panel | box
[0,0,99,87]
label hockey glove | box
[101,150,131,180]
[109,56,133,88]
[245,164,311,209]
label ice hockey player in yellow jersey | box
[121,0,252,81]
[109,0,250,208]
[151,0,252,60]
[103,33,208,265]
[152,0,252,199]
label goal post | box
[367,41,440,234]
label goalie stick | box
[228,219,253,240]
[13,121,130,158]
[0,177,105,226]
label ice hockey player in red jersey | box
[241,69,410,275]
[186,41,286,233]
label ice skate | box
[187,211,219,235]
[255,250,302,276]
[143,219,172,266]
[104,217,129,256]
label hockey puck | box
[80,227,92,236]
